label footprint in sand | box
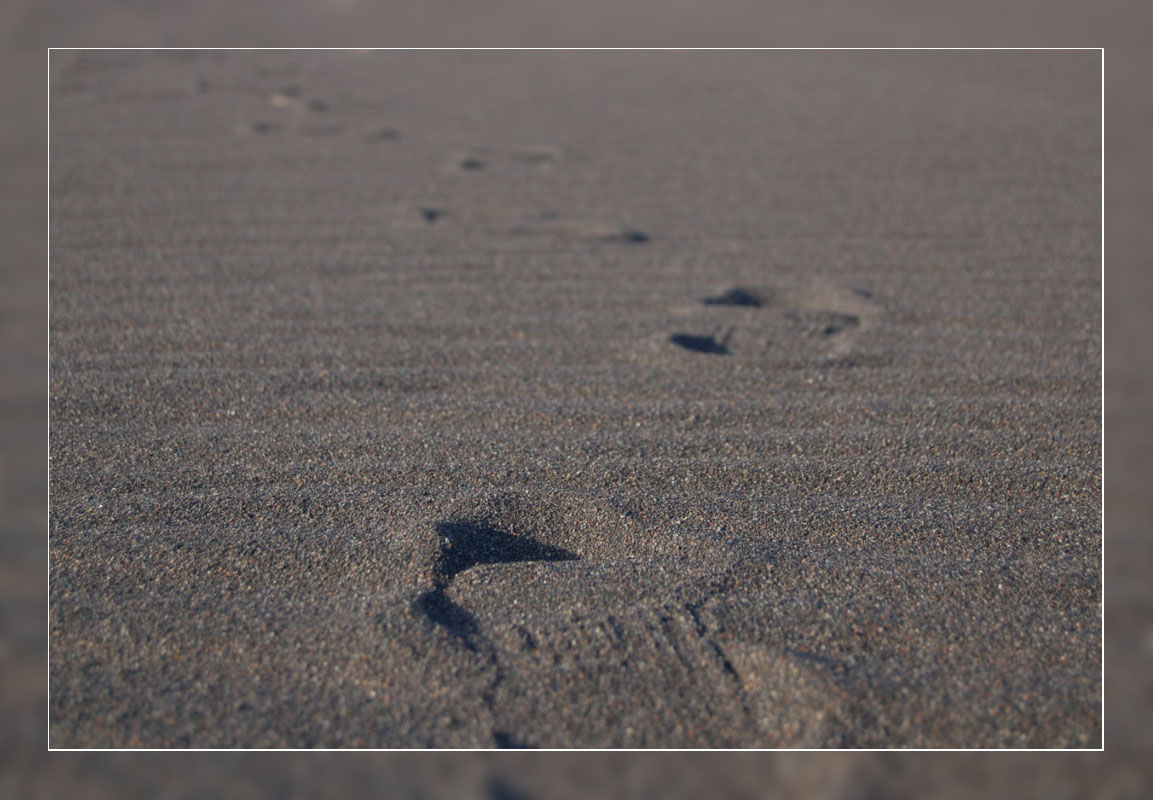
[429,146,647,244]
[264,86,333,116]
[409,490,659,652]
[238,120,279,136]
[666,282,882,364]
[415,518,579,652]
[368,127,403,142]
[380,202,651,245]
[400,491,854,746]
[451,145,574,174]
[247,88,389,140]
[514,218,649,245]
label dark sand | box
[49,50,1101,748]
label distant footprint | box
[380,203,650,245]
[527,219,650,245]
[368,128,403,142]
[243,121,278,136]
[248,89,362,140]
[264,87,332,114]
[665,282,882,362]
[450,145,572,174]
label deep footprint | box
[414,520,579,648]
[433,520,579,579]
[415,588,484,651]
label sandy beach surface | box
[49,50,1101,748]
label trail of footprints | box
[238,74,881,363]
[226,57,880,744]
[233,67,650,245]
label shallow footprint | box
[534,219,651,245]
[236,120,278,136]
[666,281,882,363]
[451,145,568,173]
[378,203,651,245]
[368,128,403,142]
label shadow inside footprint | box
[415,588,484,651]
[701,287,763,307]
[670,333,730,355]
[434,520,578,579]
[491,732,531,750]
[821,313,860,336]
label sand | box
[48,50,1101,748]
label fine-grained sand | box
[49,50,1101,748]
